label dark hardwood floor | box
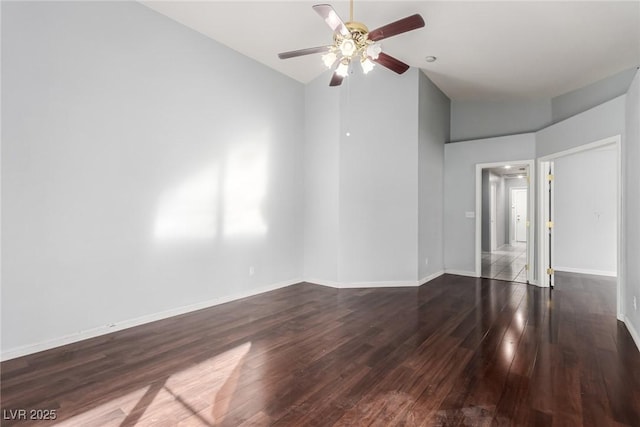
[1,273,639,426]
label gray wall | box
[552,67,638,123]
[303,69,449,285]
[338,69,419,283]
[554,147,617,275]
[450,99,552,142]
[444,134,536,274]
[536,96,626,158]
[450,69,635,143]
[418,71,449,280]
[303,74,340,283]
[625,69,640,335]
[2,1,305,356]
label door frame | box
[475,159,535,283]
[536,135,623,320]
[539,160,555,288]
[510,186,528,243]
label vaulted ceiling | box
[142,1,640,100]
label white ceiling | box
[141,1,640,100]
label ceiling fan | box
[278,1,425,87]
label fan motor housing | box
[335,21,370,49]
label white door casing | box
[490,183,498,251]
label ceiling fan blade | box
[373,52,410,74]
[368,14,425,42]
[313,4,351,38]
[278,45,332,60]
[329,72,344,87]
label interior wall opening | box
[478,162,531,284]
[538,136,621,319]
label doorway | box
[538,136,622,320]
[475,160,534,284]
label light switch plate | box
[465,211,475,218]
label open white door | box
[514,189,527,242]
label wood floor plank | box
[1,273,639,426]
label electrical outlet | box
[249,266,255,276]
[425,258,429,266]
[634,296,637,311]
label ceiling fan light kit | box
[360,57,375,74]
[277,1,425,86]
[336,60,350,77]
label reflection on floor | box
[482,242,527,283]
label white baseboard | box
[340,280,420,288]
[419,270,445,285]
[1,278,302,361]
[303,278,342,289]
[624,315,640,352]
[554,266,617,277]
[444,269,478,278]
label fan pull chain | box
[349,0,353,22]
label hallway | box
[482,242,527,283]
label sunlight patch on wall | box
[154,166,219,240]
[153,130,270,242]
[223,143,268,237]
